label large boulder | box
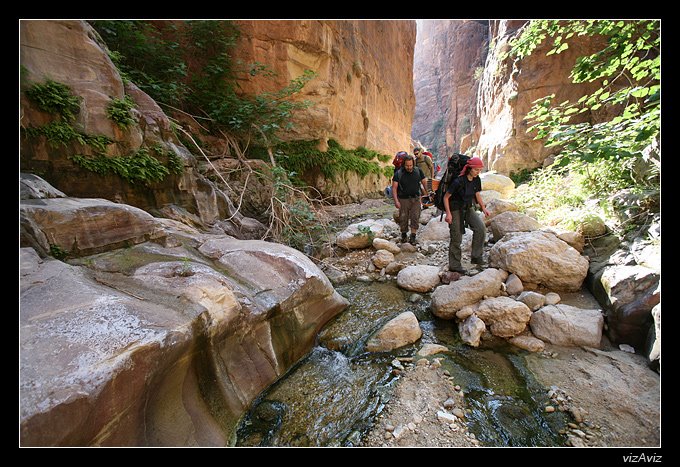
[489,230,589,291]
[20,173,67,200]
[516,291,546,311]
[372,249,395,269]
[418,217,450,242]
[20,197,165,258]
[530,304,604,348]
[488,211,541,242]
[484,198,519,226]
[336,219,398,249]
[372,237,402,254]
[509,334,545,353]
[541,226,585,253]
[459,315,486,347]
[396,265,441,292]
[431,268,508,319]
[648,303,660,365]
[478,190,502,206]
[20,233,348,446]
[480,172,515,198]
[472,296,532,338]
[365,312,422,352]
[590,265,660,349]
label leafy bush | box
[106,95,136,129]
[275,139,390,182]
[69,148,173,185]
[24,80,81,121]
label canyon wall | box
[233,20,416,157]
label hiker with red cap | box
[443,156,490,274]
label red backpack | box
[392,151,408,169]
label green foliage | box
[355,225,375,242]
[151,144,185,175]
[106,95,136,129]
[268,165,328,253]
[24,80,81,121]
[510,157,652,233]
[69,147,173,185]
[509,20,660,165]
[91,20,316,147]
[24,121,113,152]
[274,139,390,182]
[49,244,69,261]
[508,167,538,185]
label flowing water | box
[235,280,569,447]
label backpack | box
[433,153,471,214]
[392,151,408,170]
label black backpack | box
[433,153,470,214]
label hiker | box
[392,155,429,245]
[414,147,434,180]
[443,156,490,273]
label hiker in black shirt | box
[392,156,428,245]
[443,156,490,274]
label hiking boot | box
[471,257,486,267]
[409,233,417,245]
[401,232,408,243]
[449,267,467,275]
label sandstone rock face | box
[431,268,507,319]
[20,229,348,446]
[489,211,541,242]
[233,20,415,158]
[21,197,165,257]
[20,20,258,236]
[396,265,441,293]
[365,312,422,352]
[489,230,589,291]
[474,20,610,175]
[530,304,604,347]
[412,20,489,160]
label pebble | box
[391,359,405,371]
[384,431,393,440]
[385,424,395,432]
[392,425,408,440]
[414,415,423,424]
[453,408,465,419]
[437,411,457,424]
[431,359,442,368]
[454,385,461,391]
[356,275,372,282]
[568,423,579,429]
[458,391,464,397]
[416,358,429,366]
[443,370,451,377]
[409,293,423,303]
[572,429,587,438]
[545,406,556,413]
[408,423,417,431]
[443,398,455,409]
